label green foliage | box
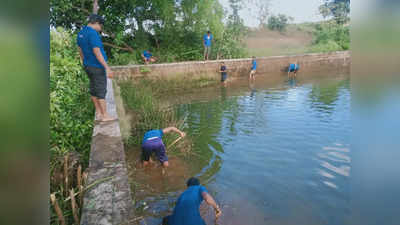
[309,22,350,52]
[267,14,292,32]
[50,28,94,164]
[50,0,247,64]
[319,0,350,24]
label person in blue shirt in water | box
[141,126,185,168]
[288,62,300,78]
[249,56,257,80]
[163,177,222,225]
[141,50,157,64]
[203,31,213,60]
[220,62,228,85]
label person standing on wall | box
[203,31,213,60]
[77,14,116,122]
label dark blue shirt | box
[142,129,163,145]
[203,34,213,47]
[77,26,107,68]
[169,185,208,225]
[221,65,227,76]
[252,60,257,70]
[143,50,152,59]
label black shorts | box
[84,66,107,99]
[221,73,227,82]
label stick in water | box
[167,136,183,150]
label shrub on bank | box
[50,28,93,167]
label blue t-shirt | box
[77,26,108,68]
[143,50,152,59]
[252,60,257,70]
[142,129,163,144]
[288,63,299,72]
[221,65,227,76]
[203,34,213,47]
[169,185,208,225]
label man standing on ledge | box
[77,14,116,122]
[203,30,213,60]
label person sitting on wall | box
[162,177,222,225]
[141,50,157,64]
[288,62,300,78]
[141,127,185,168]
[220,62,228,85]
[249,56,257,80]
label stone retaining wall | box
[80,79,133,225]
[112,51,350,80]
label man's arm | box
[93,47,114,78]
[78,47,84,65]
[202,192,222,218]
[162,127,186,137]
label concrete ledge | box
[80,79,133,225]
[112,51,350,79]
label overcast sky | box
[218,0,324,27]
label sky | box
[218,0,324,27]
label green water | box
[127,71,351,225]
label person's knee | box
[163,161,169,167]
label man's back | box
[169,185,208,225]
[77,26,107,68]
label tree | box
[267,14,290,32]
[319,0,350,24]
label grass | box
[117,76,218,155]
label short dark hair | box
[207,30,211,34]
[186,177,200,187]
[88,14,105,25]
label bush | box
[50,28,94,165]
[308,22,350,52]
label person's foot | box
[99,114,117,122]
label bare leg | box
[143,161,149,167]
[91,96,102,120]
[98,99,115,121]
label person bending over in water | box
[163,177,222,225]
[141,127,185,168]
[249,56,257,80]
[288,62,300,78]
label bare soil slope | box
[246,26,313,57]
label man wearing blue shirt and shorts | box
[288,62,300,78]
[141,126,185,168]
[249,56,257,80]
[77,14,115,122]
[203,31,213,60]
[162,177,222,225]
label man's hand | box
[180,132,186,138]
[106,67,114,79]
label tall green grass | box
[118,77,218,153]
